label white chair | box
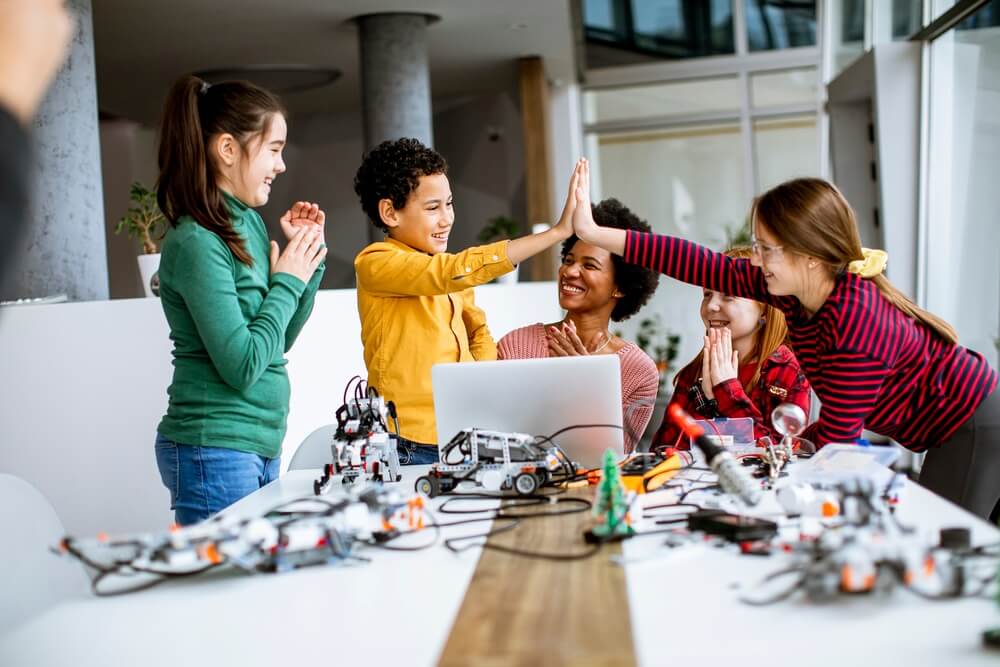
[288,424,337,471]
[0,474,89,632]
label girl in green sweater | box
[154,75,327,525]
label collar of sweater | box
[221,191,251,225]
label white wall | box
[99,119,159,299]
[0,283,560,536]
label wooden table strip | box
[437,489,637,667]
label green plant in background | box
[115,181,167,254]
[626,314,681,390]
[477,215,521,243]
[725,219,752,249]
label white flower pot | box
[137,253,161,297]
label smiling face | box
[699,287,762,349]
[382,173,454,254]
[558,239,619,315]
[750,217,813,298]
[220,112,287,207]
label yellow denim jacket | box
[355,237,514,444]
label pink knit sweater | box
[497,323,659,454]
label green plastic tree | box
[591,448,634,539]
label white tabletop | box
[2,465,998,666]
[624,477,1000,665]
[0,466,496,667]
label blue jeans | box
[396,437,439,465]
[155,433,280,526]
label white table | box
[624,478,1000,665]
[1,465,998,666]
[0,466,495,667]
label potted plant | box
[627,314,681,395]
[115,181,167,297]
[478,215,522,284]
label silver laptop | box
[432,355,624,468]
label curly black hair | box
[560,198,659,322]
[353,138,448,231]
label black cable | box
[739,566,807,606]
[91,562,225,597]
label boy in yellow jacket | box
[353,138,582,463]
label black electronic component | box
[686,509,779,543]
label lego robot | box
[414,428,575,498]
[57,483,427,589]
[314,379,403,495]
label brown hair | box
[751,178,957,344]
[156,75,286,266]
[674,246,789,393]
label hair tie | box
[846,248,888,278]
[199,81,211,95]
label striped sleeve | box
[623,231,772,303]
[802,351,889,446]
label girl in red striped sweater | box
[571,161,999,519]
[653,247,811,452]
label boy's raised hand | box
[279,201,326,242]
[552,159,584,240]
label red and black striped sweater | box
[625,231,998,451]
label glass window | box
[583,0,620,33]
[745,0,818,51]
[892,0,923,39]
[957,0,1000,30]
[932,0,1000,25]
[925,2,1000,364]
[583,0,735,68]
[588,122,748,382]
[830,0,866,78]
[583,77,742,124]
[752,116,820,192]
[750,67,818,107]
[632,0,735,57]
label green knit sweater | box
[157,194,324,457]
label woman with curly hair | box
[498,199,661,453]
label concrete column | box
[4,0,108,302]
[356,13,435,151]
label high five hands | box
[700,327,739,399]
[569,158,626,256]
[551,159,586,240]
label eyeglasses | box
[750,236,785,262]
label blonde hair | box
[751,178,958,344]
[674,246,788,393]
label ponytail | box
[871,275,958,344]
[156,75,285,266]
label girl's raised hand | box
[279,201,326,242]
[700,334,715,399]
[270,225,327,283]
[708,326,739,387]
[571,159,599,243]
